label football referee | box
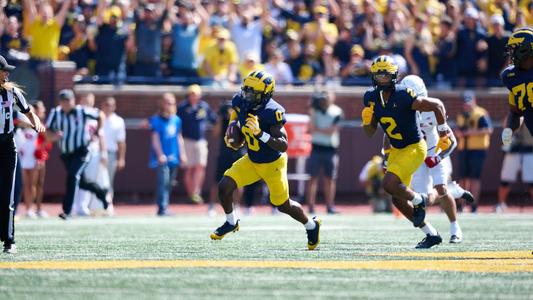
[0,55,45,254]
[46,89,109,219]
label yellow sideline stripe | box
[0,258,532,273]
[378,251,533,259]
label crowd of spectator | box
[0,0,530,87]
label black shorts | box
[306,145,339,179]
[459,150,487,179]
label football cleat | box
[306,216,321,250]
[495,203,508,214]
[412,194,427,228]
[415,234,442,249]
[461,191,475,204]
[3,242,16,254]
[210,220,240,240]
[449,235,462,244]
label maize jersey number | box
[511,82,533,111]
[380,117,403,140]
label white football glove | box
[501,128,513,146]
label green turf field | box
[0,213,532,299]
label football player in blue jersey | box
[501,27,533,146]
[210,70,321,250]
[362,55,451,249]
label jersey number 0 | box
[242,126,260,151]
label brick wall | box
[71,85,510,121]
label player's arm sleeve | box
[403,88,417,108]
[13,88,30,114]
[228,110,238,123]
[438,131,457,159]
[272,108,287,126]
[362,91,371,107]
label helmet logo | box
[508,36,525,46]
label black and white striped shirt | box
[0,87,31,134]
[46,105,100,154]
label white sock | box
[226,211,237,225]
[421,223,438,236]
[412,193,423,206]
[304,219,316,230]
[450,221,462,237]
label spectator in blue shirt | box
[455,8,488,87]
[177,84,217,204]
[167,0,208,78]
[435,16,457,87]
[149,93,187,216]
[132,2,168,77]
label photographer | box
[306,91,343,214]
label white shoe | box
[495,203,507,214]
[105,203,115,217]
[449,235,463,243]
[36,210,49,218]
[207,208,217,218]
[25,210,37,219]
[244,207,254,216]
[3,243,16,254]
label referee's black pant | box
[0,134,16,245]
[61,147,107,215]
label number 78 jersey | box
[363,85,423,149]
[232,93,286,163]
[501,65,533,135]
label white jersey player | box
[401,75,474,244]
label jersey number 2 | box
[512,82,533,111]
[242,126,260,151]
[380,117,403,140]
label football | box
[226,120,245,149]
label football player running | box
[362,56,451,249]
[210,70,321,250]
[401,75,474,244]
[501,27,533,146]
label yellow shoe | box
[306,216,321,250]
[210,220,240,240]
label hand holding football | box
[225,120,245,150]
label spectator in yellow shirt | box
[302,6,338,77]
[238,52,263,81]
[302,6,338,57]
[454,91,493,213]
[201,29,238,86]
[23,0,71,61]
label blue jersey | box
[232,93,286,163]
[148,114,182,168]
[363,85,422,149]
[501,65,533,134]
[177,100,217,141]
